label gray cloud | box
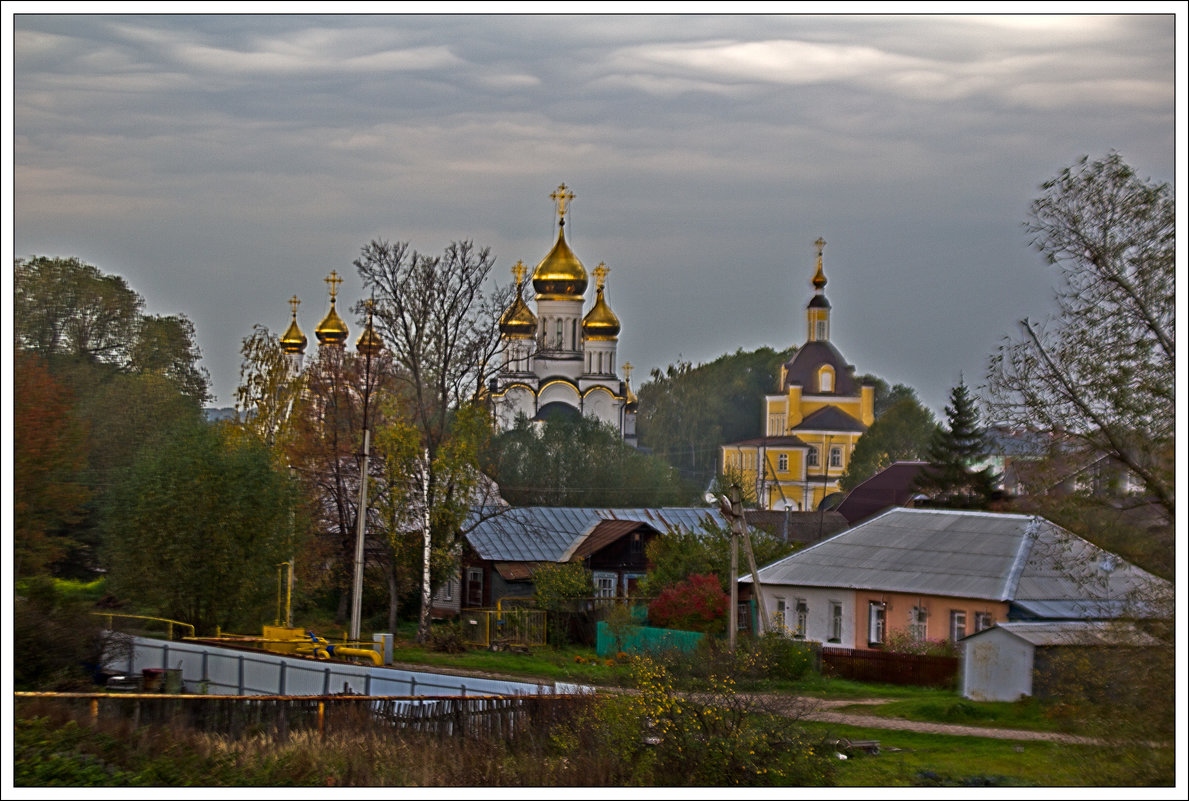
[10,11,1177,418]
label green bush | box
[426,621,468,654]
[754,633,818,681]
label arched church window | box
[819,367,834,393]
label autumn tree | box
[13,350,90,579]
[353,239,510,640]
[638,518,793,599]
[14,256,211,576]
[986,153,1174,521]
[840,392,939,491]
[914,380,998,509]
[105,418,297,634]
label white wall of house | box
[961,628,1035,702]
[760,585,853,647]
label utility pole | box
[717,481,773,651]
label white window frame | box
[974,612,993,633]
[820,367,833,392]
[909,605,929,641]
[868,602,886,646]
[807,447,819,467]
[778,453,789,471]
[775,598,787,634]
[829,446,843,468]
[793,599,808,639]
[829,602,843,643]
[593,572,616,599]
[949,610,967,642]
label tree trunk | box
[386,560,399,634]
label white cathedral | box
[489,184,637,442]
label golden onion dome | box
[623,362,638,409]
[356,321,382,358]
[500,261,539,338]
[315,270,350,347]
[532,183,587,300]
[280,295,307,354]
[811,236,828,290]
[582,263,619,341]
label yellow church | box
[720,238,874,510]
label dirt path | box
[386,663,1102,744]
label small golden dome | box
[315,271,349,347]
[532,183,587,300]
[811,236,828,290]
[582,263,619,341]
[500,261,539,339]
[280,295,307,354]
[623,361,638,409]
[356,299,383,356]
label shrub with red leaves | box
[647,573,728,634]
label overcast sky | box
[6,8,1180,417]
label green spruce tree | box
[915,379,998,508]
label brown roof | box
[493,562,544,581]
[570,519,649,560]
[836,461,929,524]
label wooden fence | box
[15,692,593,742]
[820,647,958,689]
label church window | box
[816,320,828,341]
[572,319,577,349]
[778,453,788,471]
[819,367,834,392]
[830,446,843,468]
[768,414,785,435]
[807,447,819,467]
[556,319,563,348]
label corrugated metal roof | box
[751,507,1164,606]
[970,621,1160,647]
[466,507,728,563]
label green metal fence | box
[595,620,704,658]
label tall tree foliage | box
[15,256,210,404]
[353,240,510,640]
[986,154,1174,521]
[487,414,695,507]
[915,380,997,508]
[14,256,210,576]
[13,351,91,579]
[840,393,939,491]
[636,348,793,485]
[105,419,297,634]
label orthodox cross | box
[325,270,343,302]
[594,262,608,290]
[622,361,633,386]
[550,183,575,222]
[512,260,527,285]
[815,237,827,259]
[288,295,301,318]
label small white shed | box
[961,621,1157,702]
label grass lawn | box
[804,721,1171,787]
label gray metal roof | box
[966,621,1160,647]
[750,507,1164,606]
[466,507,728,563]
